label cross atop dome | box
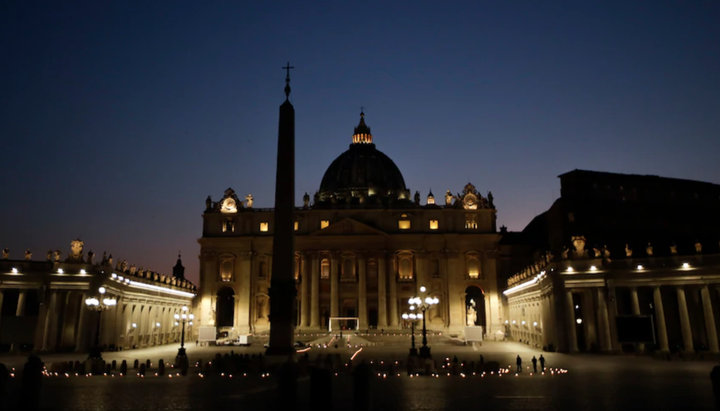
[352,110,373,144]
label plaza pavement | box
[0,333,717,410]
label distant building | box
[0,240,196,352]
[503,170,720,354]
[197,112,503,338]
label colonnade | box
[0,288,193,352]
[563,284,719,354]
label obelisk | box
[266,63,297,356]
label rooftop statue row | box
[204,183,495,213]
[1,239,195,291]
[507,237,717,287]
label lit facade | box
[197,114,502,338]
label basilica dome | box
[317,112,408,207]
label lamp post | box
[407,286,439,359]
[401,311,421,356]
[173,306,194,358]
[84,286,117,361]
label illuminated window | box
[320,258,330,279]
[320,220,330,229]
[429,219,439,230]
[294,256,300,280]
[260,222,269,232]
[397,253,414,280]
[294,221,299,231]
[222,220,234,233]
[398,219,411,230]
[466,255,480,279]
[220,258,234,282]
[465,214,478,229]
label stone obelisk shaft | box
[266,92,296,356]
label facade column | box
[357,256,368,330]
[676,287,694,353]
[388,257,398,327]
[330,255,339,318]
[237,253,252,334]
[300,254,310,328]
[565,290,578,352]
[310,255,320,328]
[700,285,719,353]
[377,254,388,328]
[652,286,669,352]
[629,287,645,351]
[596,288,612,351]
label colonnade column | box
[0,291,3,335]
[357,256,368,330]
[16,291,27,316]
[596,288,612,351]
[42,291,59,351]
[300,254,310,328]
[564,290,578,352]
[676,287,693,353]
[310,255,320,328]
[377,254,388,328]
[653,286,669,352]
[74,293,89,352]
[629,287,645,351]
[388,258,398,328]
[330,256,339,318]
[700,285,718,353]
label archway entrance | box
[216,287,235,327]
[465,286,486,332]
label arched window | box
[397,252,413,280]
[341,257,355,281]
[466,253,481,279]
[219,256,234,282]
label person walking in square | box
[531,356,537,373]
[539,354,545,371]
[516,355,522,373]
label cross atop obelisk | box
[283,62,294,99]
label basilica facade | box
[197,113,502,338]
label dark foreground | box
[0,338,716,410]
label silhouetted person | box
[531,356,537,373]
[275,357,298,411]
[516,355,522,373]
[21,355,43,410]
[353,360,372,411]
[711,365,720,411]
[0,363,9,410]
[539,354,545,371]
[311,367,332,411]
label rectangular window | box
[320,220,330,229]
[260,222,269,232]
[429,219,439,230]
[294,221,299,231]
[398,220,411,230]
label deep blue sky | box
[2,1,719,284]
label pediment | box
[310,218,387,236]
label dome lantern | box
[352,111,373,144]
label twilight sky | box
[2,1,719,284]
